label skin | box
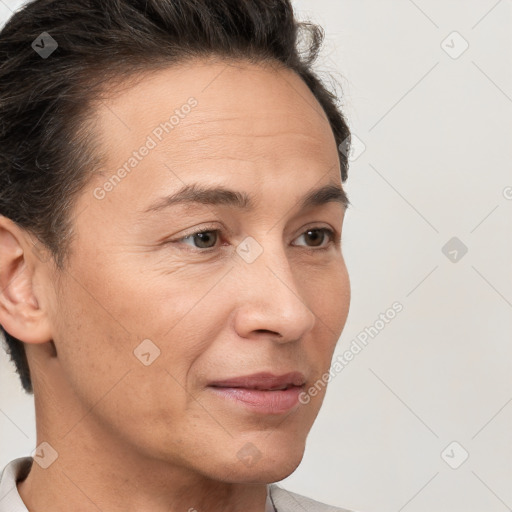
[0,58,350,512]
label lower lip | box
[208,386,303,414]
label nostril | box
[254,329,280,336]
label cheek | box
[50,274,208,459]
[334,267,351,335]
[311,258,350,339]
[50,253,222,409]
[303,260,350,384]
[51,278,135,409]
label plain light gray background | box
[1,1,511,511]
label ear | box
[0,215,53,344]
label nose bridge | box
[232,234,317,340]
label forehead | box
[92,58,339,170]
[80,59,344,228]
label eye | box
[292,228,336,249]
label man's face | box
[43,59,350,482]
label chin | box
[260,454,304,483]
[207,441,306,484]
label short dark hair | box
[0,0,352,394]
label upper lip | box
[208,371,306,391]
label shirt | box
[0,457,353,511]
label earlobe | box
[0,216,53,345]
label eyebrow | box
[143,181,349,214]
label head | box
[0,0,351,483]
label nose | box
[231,242,317,344]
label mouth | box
[210,383,301,391]
[207,371,306,414]
[208,371,306,390]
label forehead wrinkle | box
[174,109,325,136]
[150,124,333,171]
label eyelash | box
[171,225,337,253]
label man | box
[0,1,354,510]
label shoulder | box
[0,457,32,511]
[268,483,357,512]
